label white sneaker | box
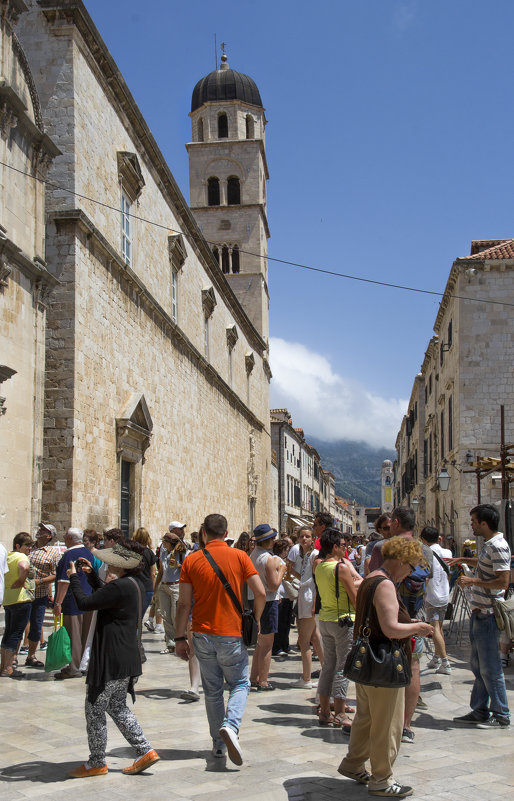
[292,678,313,689]
[154,624,165,634]
[426,655,441,670]
[436,661,451,675]
[219,726,243,766]
[144,620,155,632]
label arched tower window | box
[197,118,204,142]
[218,112,228,138]
[227,176,240,205]
[221,246,230,274]
[245,115,254,139]
[212,247,219,266]
[231,245,240,273]
[207,177,220,206]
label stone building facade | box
[0,0,59,545]
[394,239,514,543]
[270,409,335,534]
[14,1,271,539]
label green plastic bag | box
[45,615,72,672]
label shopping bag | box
[44,614,72,672]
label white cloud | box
[392,1,418,32]
[269,337,407,449]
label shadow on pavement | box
[0,760,74,783]
[284,775,363,800]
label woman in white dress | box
[288,527,323,688]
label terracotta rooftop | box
[464,239,514,260]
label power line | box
[3,158,514,309]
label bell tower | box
[186,50,269,340]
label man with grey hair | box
[53,528,94,679]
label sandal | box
[318,712,334,726]
[257,682,275,691]
[332,714,353,729]
[345,704,356,714]
[160,646,174,654]
[0,668,24,678]
[25,657,45,668]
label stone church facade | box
[0,0,59,543]
[4,0,272,542]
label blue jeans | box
[469,612,510,724]
[193,632,249,750]
[28,596,48,643]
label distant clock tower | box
[381,459,394,513]
[186,50,270,340]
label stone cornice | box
[37,1,266,356]
[0,84,60,159]
[49,208,265,432]
[0,230,59,289]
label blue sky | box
[83,0,514,447]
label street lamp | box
[438,467,450,492]
[411,497,420,512]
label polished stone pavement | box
[0,615,513,801]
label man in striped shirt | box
[451,504,511,729]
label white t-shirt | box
[0,544,8,605]
[425,543,452,606]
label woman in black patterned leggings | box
[67,541,159,778]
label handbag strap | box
[127,576,143,648]
[362,576,389,628]
[432,550,450,576]
[334,561,351,616]
[203,548,244,617]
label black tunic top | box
[70,571,142,701]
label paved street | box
[0,616,513,801]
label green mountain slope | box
[307,436,396,507]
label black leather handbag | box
[203,549,255,647]
[344,577,411,688]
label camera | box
[338,615,354,629]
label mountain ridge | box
[307,436,395,507]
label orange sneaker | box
[122,749,160,775]
[68,763,108,778]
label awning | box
[288,515,313,528]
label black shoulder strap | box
[203,548,243,617]
[432,549,450,575]
[334,560,352,615]
[363,576,389,625]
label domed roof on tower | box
[191,50,263,112]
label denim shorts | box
[1,601,32,651]
[425,603,447,622]
[260,600,279,635]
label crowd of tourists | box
[0,503,512,796]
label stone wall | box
[17,1,271,538]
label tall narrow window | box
[448,396,453,451]
[208,177,220,206]
[231,245,240,273]
[227,176,240,205]
[245,115,254,139]
[221,245,230,274]
[212,246,219,266]
[429,432,433,474]
[120,460,132,539]
[171,268,178,323]
[121,192,132,265]
[440,411,445,459]
[197,118,204,141]
[218,112,228,138]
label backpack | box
[399,563,432,615]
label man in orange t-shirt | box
[175,513,265,766]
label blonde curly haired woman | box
[338,536,434,798]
